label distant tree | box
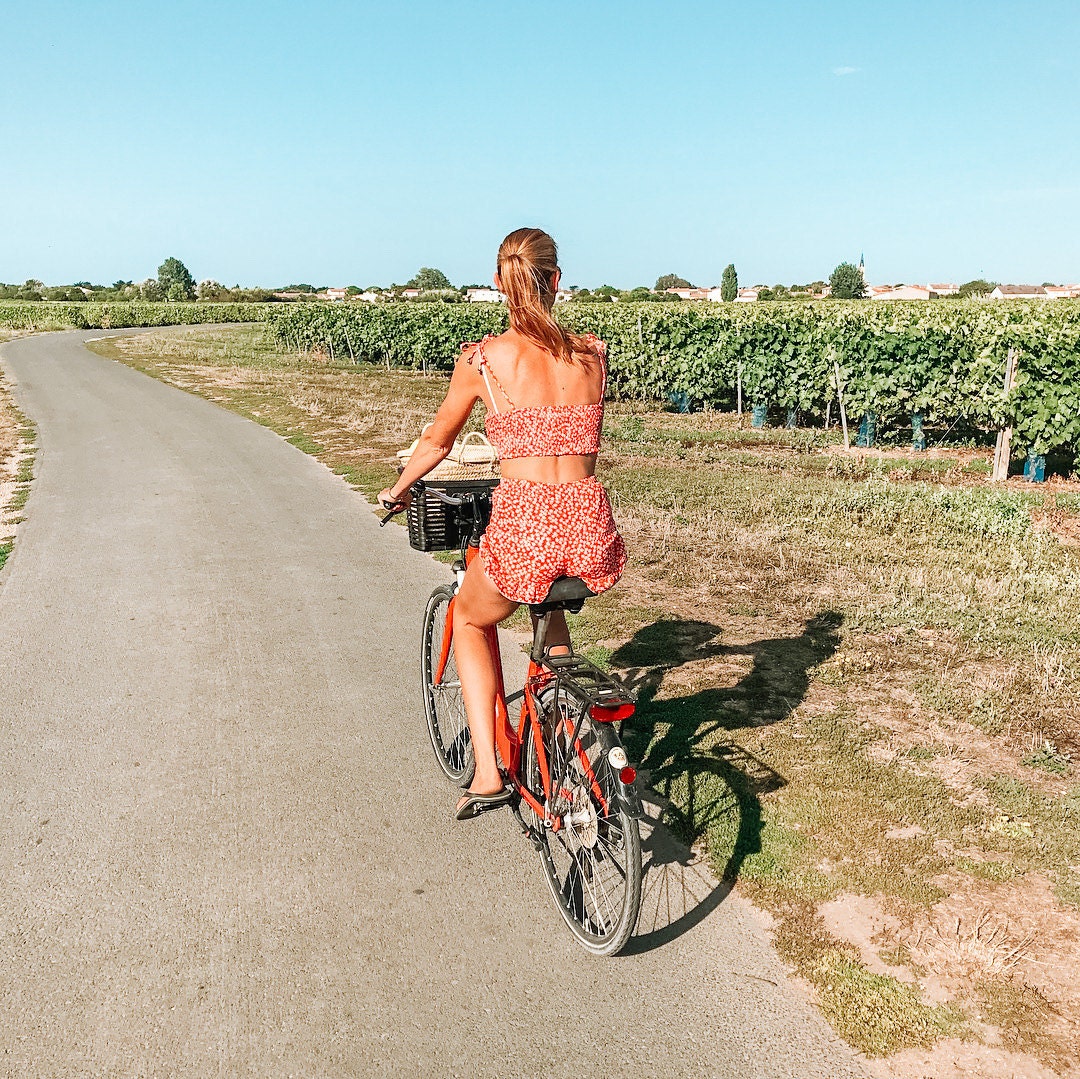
[408,267,453,291]
[957,278,996,298]
[570,289,594,302]
[829,262,866,299]
[157,257,196,302]
[414,289,463,303]
[654,273,692,292]
[139,278,165,302]
[759,284,794,302]
[196,279,229,301]
[720,263,738,302]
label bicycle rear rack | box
[542,651,637,714]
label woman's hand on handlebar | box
[378,486,411,524]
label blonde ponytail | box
[497,228,592,364]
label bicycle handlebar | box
[378,483,485,527]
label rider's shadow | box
[612,612,843,953]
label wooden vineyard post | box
[833,361,850,450]
[991,347,1018,482]
[736,362,743,417]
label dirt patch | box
[821,876,1080,1074]
[871,1039,1065,1079]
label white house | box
[324,287,348,301]
[466,287,504,303]
[664,287,710,300]
[1044,285,1080,299]
[734,287,760,302]
[988,284,1048,299]
[928,282,960,296]
[867,285,897,299]
[873,285,937,301]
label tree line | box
[1,255,1004,305]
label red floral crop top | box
[462,335,607,460]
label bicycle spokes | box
[527,690,642,953]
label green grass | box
[1023,740,1072,775]
[807,945,967,1056]
[0,540,11,572]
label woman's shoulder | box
[572,333,607,362]
[575,331,607,354]
[458,330,513,360]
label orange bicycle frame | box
[433,542,555,822]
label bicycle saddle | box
[529,576,597,615]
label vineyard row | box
[3,299,1078,455]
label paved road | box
[0,331,866,1078]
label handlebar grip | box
[379,498,408,525]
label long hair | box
[497,228,591,363]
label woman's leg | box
[452,554,518,797]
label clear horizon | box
[2,0,1078,289]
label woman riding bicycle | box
[378,227,626,820]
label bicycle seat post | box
[530,611,553,664]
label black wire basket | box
[406,480,498,552]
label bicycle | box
[384,479,644,956]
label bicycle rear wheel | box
[522,687,642,956]
[421,584,474,785]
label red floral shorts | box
[480,475,627,604]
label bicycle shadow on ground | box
[613,612,843,954]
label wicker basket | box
[397,428,500,483]
[406,479,498,552]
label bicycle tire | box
[522,686,642,956]
[421,584,474,786]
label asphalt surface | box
[0,330,867,1077]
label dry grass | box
[0,367,36,573]
[89,326,1080,1073]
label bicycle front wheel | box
[523,688,642,956]
[421,584,474,785]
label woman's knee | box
[453,591,492,634]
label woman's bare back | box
[478,330,604,411]
[478,330,605,484]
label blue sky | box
[1,0,1078,288]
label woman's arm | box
[378,351,483,508]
